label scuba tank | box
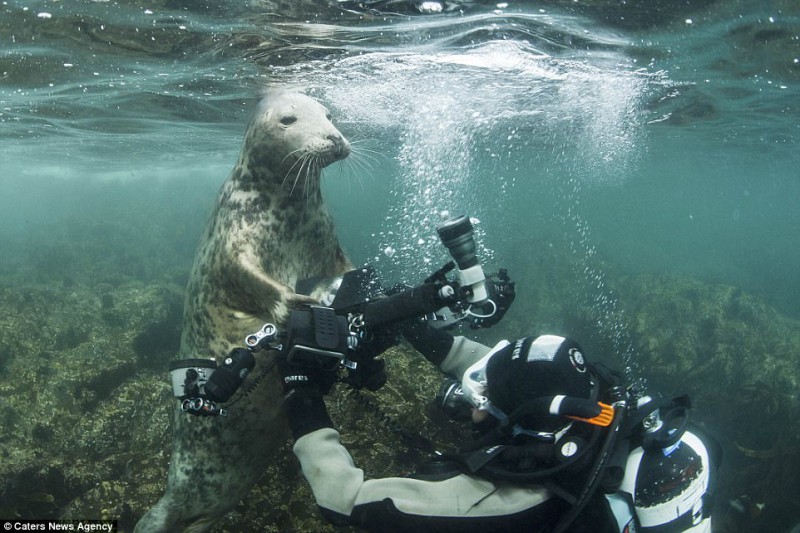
[604,395,717,533]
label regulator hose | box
[551,403,626,533]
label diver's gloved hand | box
[469,268,516,329]
[343,357,387,391]
[354,324,399,362]
[278,357,337,397]
[340,325,396,391]
[278,357,335,440]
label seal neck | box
[228,161,324,204]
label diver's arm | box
[400,320,455,366]
[285,326,555,530]
[438,335,492,378]
[401,321,492,378]
[293,426,557,530]
[284,375,551,529]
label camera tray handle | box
[312,306,342,350]
[284,306,351,370]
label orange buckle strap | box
[568,402,615,427]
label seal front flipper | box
[231,249,297,320]
[286,292,321,309]
[295,275,344,306]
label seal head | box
[242,90,350,194]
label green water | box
[1,0,798,530]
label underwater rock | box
[0,281,176,521]
[611,273,800,531]
[63,481,139,531]
[0,462,91,521]
[0,277,461,531]
[3,270,798,531]
[53,326,90,351]
[99,292,115,310]
[613,273,799,399]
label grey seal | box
[136,90,352,532]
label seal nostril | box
[327,134,348,154]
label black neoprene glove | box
[340,324,396,391]
[468,269,516,329]
[278,358,335,440]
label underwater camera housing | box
[169,359,215,399]
[436,216,488,306]
[276,215,510,375]
[169,349,255,417]
[428,215,513,329]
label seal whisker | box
[289,153,312,196]
[281,147,306,167]
[342,155,368,181]
[346,150,378,185]
[349,143,383,158]
[282,158,300,188]
[281,148,309,186]
[285,151,313,191]
[306,155,322,204]
[302,153,319,200]
[301,155,312,202]
[329,156,366,195]
[349,148,379,171]
[334,158,347,182]
[351,150,381,167]
[348,140,383,158]
[282,150,307,183]
[349,138,378,146]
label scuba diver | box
[280,320,719,533]
[275,215,718,532]
[169,215,718,532]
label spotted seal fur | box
[135,91,352,532]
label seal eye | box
[280,116,297,126]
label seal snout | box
[327,133,351,160]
